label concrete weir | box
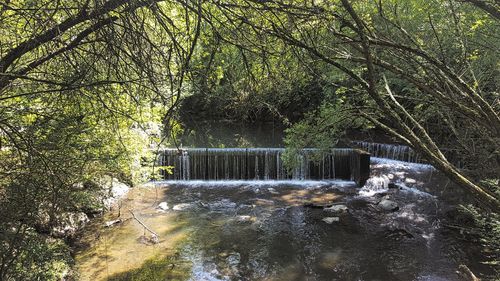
[158,148,370,186]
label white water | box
[154,179,356,189]
[353,141,424,163]
[359,157,435,197]
[370,157,434,170]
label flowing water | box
[74,156,493,280]
[353,142,424,164]
[158,148,369,186]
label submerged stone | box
[253,198,274,206]
[172,203,195,211]
[236,215,253,223]
[226,252,241,266]
[323,204,348,213]
[208,199,237,210]
[137,234,159,245]
[379,199,399,212]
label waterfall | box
[352,141,424,163]
[158,148,370,186]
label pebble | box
[323,204,348,213]
[104,219,122,227]
[267,188,279,194]
[322,217,340,224]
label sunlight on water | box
[76,158,470,281]
[75,188,191,281]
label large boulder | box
[51,212,89,238]
[100,177,130,210]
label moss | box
[107,255,191,281]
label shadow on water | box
[74,187,193,281]
[106,255,191,281]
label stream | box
[74,156,491,280]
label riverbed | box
[74,157,493,280]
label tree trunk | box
[423,150,499,210]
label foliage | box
[282,100,366,170]
[458,204,500,268]
[0,91,162,278]
[0,0,192,278]
[248,0,500,206]
[6,234,72,281]
[183,39,325,123]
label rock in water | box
[104,219,122,227]
[236,215,253,223]
[378,199,399,212]
[227,252,241,266]
[150,234,159,244]
[323,204,348,213]
[304,202,331,209]
[172,203,194,211]
[267,188,279,194]
[137,234,159,245]
[208,199,237,210]
[157,202,169,211]
[322,217,340,224]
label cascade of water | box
[158,148,369,185]
[352,141,424,164]
[181,150,190,180]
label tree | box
[206,0,499,208]
[0,0,204,278]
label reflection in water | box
[177,121,285,148]
[75,159,482,281]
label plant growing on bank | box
[0,0,198,278]
[0,90,163,279]
[444,200,500,278]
